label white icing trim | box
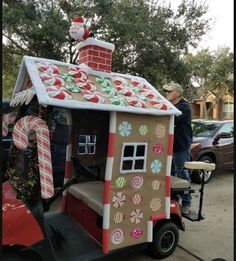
[165,197,170,219]
[147,221,153,242]
[105,157,113,181]
[109,112,116,133]
[169,115,175,135]
[103,204,110,229]
[166,155,172,177]
[76,38,115,52]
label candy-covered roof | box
[11,56,181,116]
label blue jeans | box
[172,149,192,206]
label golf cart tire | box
[149,221,179,259]
[191,155,214,184]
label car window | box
[219,122,234,137]
[192,122,221,137]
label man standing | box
[163,82,192,214]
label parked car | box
[190,119,234,183]
[2,100,67,188]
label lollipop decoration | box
[12,116,54,199]
[131,228,143,239]
[111,228,124,244]
[130,175,144,190]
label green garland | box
[6,136,40,203]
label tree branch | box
[3,33,27,52]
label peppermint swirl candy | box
[150,198,162,211]
[131,193,142,205]
[131,77,147,89]
[155,124,166,138]
[127,98,146,108]
[150,99,168,110]
[110,96,127,106]
[65,84,81,93]
[141,91,157,99]
[112,76,128,86]
[81,90,105,103]
[115,177,127,189]
[118,121,132,136]
[130,209,143,224]
[95,76,111,88]
[68,66,88,80]
[111,228,124,244]
[102,86,117,97]
[60,73,76,83]
[112,192,126,208]
[131,175,144,190]
[113,212,124,224]
[36,62,60,75]
[117,86,133,97]
[131,228,143,239]
[76,79,97,91]
[46,86,72,100]
[151,160,162,174]
[41,73,65,87]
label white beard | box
[69,27,84,41]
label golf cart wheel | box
[149,222,179,259]
[191,155,214,184]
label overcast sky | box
[170,0,234,53]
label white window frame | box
[78,135,96,155]
[120,142,148,174]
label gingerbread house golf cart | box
[2,37,215,260]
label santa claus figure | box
[69,16,93,42]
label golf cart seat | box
[184,161,215,171]
[68,181,104,216]
[171,176,189,190]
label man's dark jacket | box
[174,98,192,152]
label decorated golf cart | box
[2,21,215,260]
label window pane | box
[78,146,86,154]
[124,146,134,157]
[134,160,144,170]
[136,145,145,156]
[79,135,87,143]
[87,145,95,154]
[122,160,133,170]
[90,135,96,143]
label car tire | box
[149,222,179,259]
[191,155,214,184]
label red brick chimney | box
[76,38,115,73]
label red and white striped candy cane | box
[2,113,16,137]
[13,116,54,199]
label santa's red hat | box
[72,16,84,24]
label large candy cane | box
[2,113,16,137]
[12,116,54,199]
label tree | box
[184,47,234,119]
[3,0,211,98]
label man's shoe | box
[181,204,191,214]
